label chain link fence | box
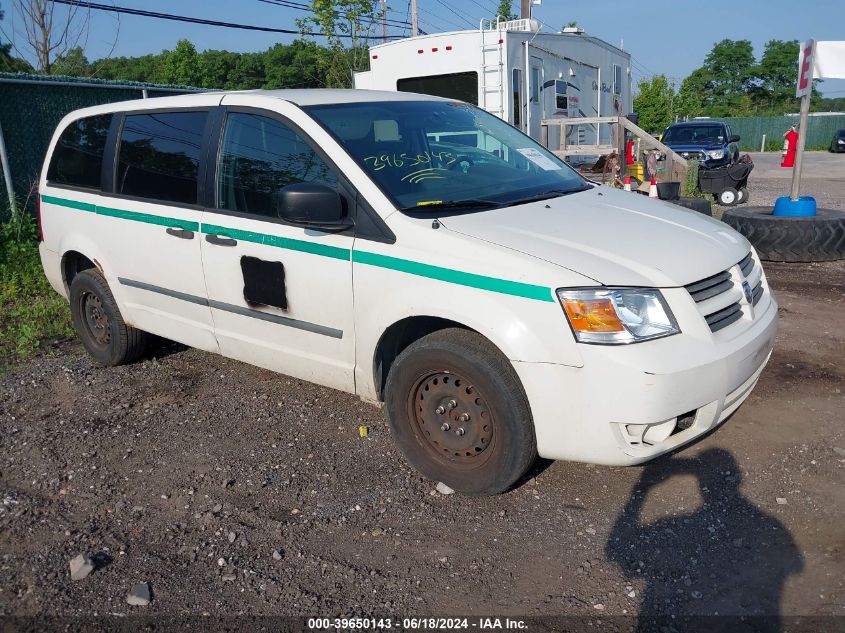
[718,114,845,152]
[0,72,202,219]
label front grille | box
[685,270,733,303]
[684,251,765,334]
[705,303,743,332]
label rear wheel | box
[384,328,537,495]
[69,269,148,366]
[737,187,749,204]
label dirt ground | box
[1,254,843,630]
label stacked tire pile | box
[723,207,845,262]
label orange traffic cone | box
[624,176,631,192]
[648,178,658,198]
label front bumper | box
[514,292,778,466]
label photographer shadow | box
[605,448,803,632]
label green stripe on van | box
[201,223,351,261]
[97,205,199,231]
[43,194,554,302]
[42,194,198,231]
[41,194,96,212]
[352,251,555,302]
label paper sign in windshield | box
[516,148,561,171]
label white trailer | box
[354,19,633,151]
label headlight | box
[707,149,725,160]
[557,288,680,344]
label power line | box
[257,0,412,29]
[50,0,405,39]
[416,4,468,31]
[430,0,477,28]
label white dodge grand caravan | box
[39,90,777,494]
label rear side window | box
[46,114,112,189]
[216,112,338,219]
[117,111,208,205]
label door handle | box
[205,234,238,247]
[166,227,194,239]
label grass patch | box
[0,208,73,362]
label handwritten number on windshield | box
[364,150,457,171]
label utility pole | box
[520,0,531,19]
[380,0,387,43]
[411,0,418,36]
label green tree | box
[0,2,33,71]
[197,49,238,88]
[676,67,710,119]
[633,75,676,133]
[495,0,516,21]
[297,0,377,87]
[162,39,201,86]
[264,40,328,89]
[700,39,756,117]
[51,46,89,76]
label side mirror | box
[276,182,351,229]
[729,134,741,143]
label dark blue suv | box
[662,120,740,168]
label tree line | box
[634,39,843,133]
[1,37,360,90]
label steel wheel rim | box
[408,371,495,468]
[81,291,111,348]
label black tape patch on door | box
[240,256,287,310]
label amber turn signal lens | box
[562,299,625,332]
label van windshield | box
[305,100,588,212]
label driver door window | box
[217,112,338,218]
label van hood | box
[438,186,749,287]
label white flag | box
[814,41,845,79]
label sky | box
[3,0,844,96]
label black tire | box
[722,207,845,262]
[69,269,148,366]
[718,188,739,206]
[737,187,749,204]
[673,197,712,216]
[384,328,537,495]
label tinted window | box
[117,111,208,205]
[217,112,338,218]
[663,125,726,145]
[46,114,112,189]
[512,69,523,127]
[397,72,478,105]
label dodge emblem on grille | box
[742,279,753,304]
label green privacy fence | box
[716,114,845,152]
[0,72,202,219]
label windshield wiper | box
[509,185,592,206]
[398,199,502,213]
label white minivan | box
[38,90,777,494]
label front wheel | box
[69,269,148,366]
[384,328,537,495]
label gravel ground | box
[1,269,844,628]
[712,151,845,218]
